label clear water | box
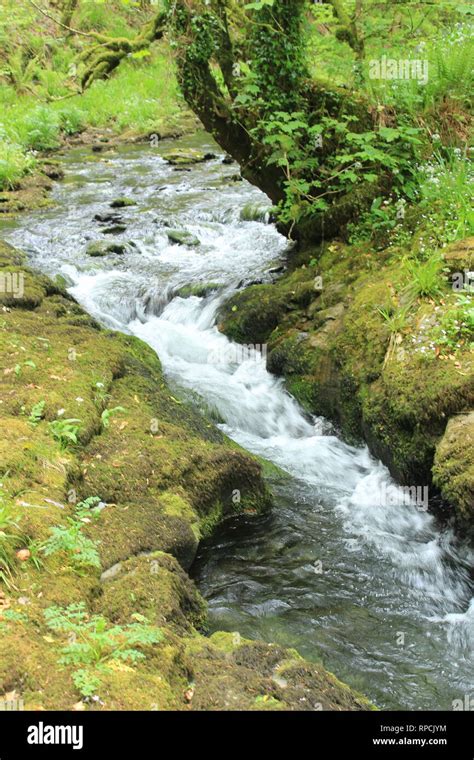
[2,132,472,710]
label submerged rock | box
[86,240,127,256]
[102,224,127,235]
[240,202,270,223]
[110,197,136,209]
[163,149,216,166]
[167,229,200,247]
[94,212,123,223]
[176,282,220,298]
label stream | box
[1,132,473,710]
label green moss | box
[86,241,126,256]
[96,552,207,632]
[110,197,136,208]
[433,412,474,531]
[176,282,220,298]
[163,149,211,165]
[167,230,200,247]
[218,284,288,344]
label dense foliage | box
[0,0,472,244]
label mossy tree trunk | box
[77,0,392,240]
[79,9,167,90]
[60,0,79,29]
[168,0,379,232]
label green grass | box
[73,54,184,134]
[402,257,445,301]
[416,151,474,246]
[0,50,185,189]
[364,28,474,116]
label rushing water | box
[2,132,473,710]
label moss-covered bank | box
[219,238,473,537]
[0,240,372,711]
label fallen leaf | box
[0,592,11,612]
[108,660,134,673]
[184,688,194,703]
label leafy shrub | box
[0,139,35,189]
[58,106,86,136]
[23,107,60,150]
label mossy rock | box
[176,282,220,298]
[218,284,287,344]
[86,240,127,256]
[183,637,373,711]
[110,197,136,208]
[163,149,215,166]
[0,267,46,309]
[96,552,207,632]
[433,412,474,532]
[442,237,474,276]
[167,230,200,247]
[91,500,200,571]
